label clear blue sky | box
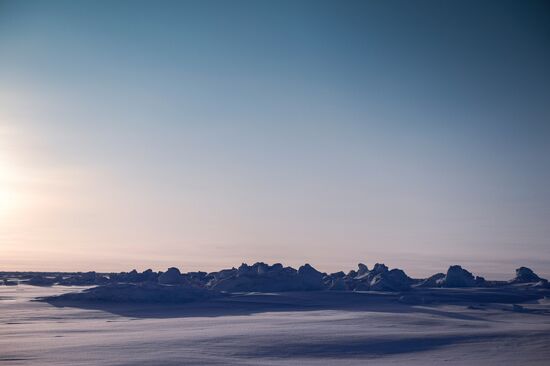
[1,0,549,278]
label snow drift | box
[44,282,219,303]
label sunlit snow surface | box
[2,285,550,365]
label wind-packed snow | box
[2,264,550,364]
[2,285,550,365]
[45,283,219,303]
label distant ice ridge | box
[209,262,325,292]
[416,265,486,288]
[325,263,414,292]
[25,262,550,304]
[5,263,548,297]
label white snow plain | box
[2,285,550,365]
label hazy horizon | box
[1,0,549,278]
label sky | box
[0,0,549,278]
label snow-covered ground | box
[2,285,550,365]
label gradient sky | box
[1,0,549,278]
